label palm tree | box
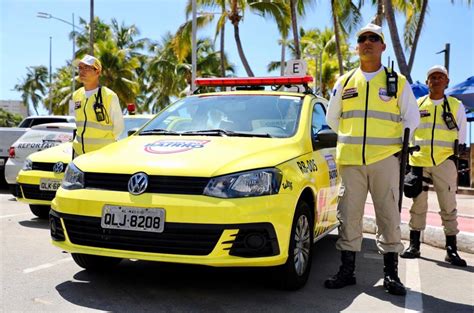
[185,0,228,77]
[142,33,189,113]
[51,64,75,114]
[14,66,48,115]
[74,17,112,57]
[288,0,316,60]
[183,0,291,77]
[383,0,412,82]
[248,0,291,75]
[330,0,362,76]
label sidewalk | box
[363,190,473,253]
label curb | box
[363,216,474,254]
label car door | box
[309,100,340,237]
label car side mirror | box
[127,128,139,137]
[312,129,337,150]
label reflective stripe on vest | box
[336,68,406,165]
[338,136,402,145]
[75,135,115,145]
[340,110,401,122]
[72,86,117,155]
[409,96,460,167]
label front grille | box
[20,184,56,201]
[84,172,210,195]
[32,162,68,172]
[61,213,224,255]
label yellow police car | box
[51,76,340,290]
[16,115,152,218]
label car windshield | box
[140,95,303,138]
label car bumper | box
[51,188,298,267]
[4,158,21,185]
[16,170,63,205]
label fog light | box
[244,233,266,250]
[50,217,57,236]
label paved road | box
[1,189,473,312]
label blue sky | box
[1,0,473,113]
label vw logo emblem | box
[128,172,148,195]
[53,162,64,173]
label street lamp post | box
[436,43,450,73]
[49,36,52,114]
[37,12,82,113]
[191,0,197,92]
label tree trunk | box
[408,0,428,73]
[290,0,301,59]
[220,22,226,77]
[384,0,412,83]
[331,0,344,76]
[233,23,254,77]
[372,0,384,26]
[229,0,253,76]
[280,37,286,76]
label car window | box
[30,118,68,127]
[18,118,32,128]
[143,95,303,138]
[311,102,327,135]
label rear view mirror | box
[313,129,337,150]
[127,128,139,137]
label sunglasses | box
[357,34,381,44]
[78,65,97,72]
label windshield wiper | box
[139,128,180,136]
[182,129,272,138]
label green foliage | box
[0,108,23,127]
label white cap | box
[356,23,385,42]
[427,65,448,79]
[73,54,102,71]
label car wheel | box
[72,253,122,271]
[276,200,313,290]
[29,205,50,219]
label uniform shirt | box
[424,97,467,144]
[84,87,124,140]
[326,66,420,139]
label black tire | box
[276,200,314,290]
[72,253,122,271]
[29,205,50,219]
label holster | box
[403,166,423,198]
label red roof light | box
[195,76,313,87]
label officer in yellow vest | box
[401,65,467,267]
[72,55,124,156]
[325,23,420,296]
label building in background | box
[0,100,27,118]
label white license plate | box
[101,205,165,233]
[0,158,4,166]
[39,178,62,191]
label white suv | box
[5,123,76,195]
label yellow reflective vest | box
[409,95,460,167]
[336,68,406,165]
[72,86,117,155]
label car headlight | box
[62,162,84,190]
[22,158,33,171]
[203,168,282,198]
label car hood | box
[28,142,72,163]
[74,135,309,177]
